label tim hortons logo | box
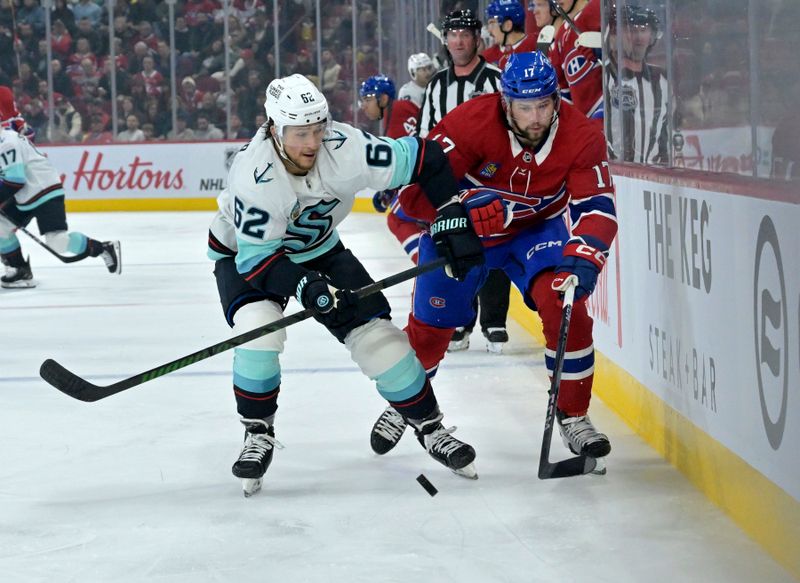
[70,151,184,191]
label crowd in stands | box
[0,0,391,144]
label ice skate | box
[370,406,407,454]
[100,241,122,274]
[232,418,283,497]
[483,327,508,354]
[447,327,470,352]
[411,412,477,479]
[557,410,610,474]
[1,257,36,289]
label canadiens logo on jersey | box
[565,51,597,86]
[479,163,500,178]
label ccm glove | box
[372,189,396,213]
[296,271,360,328]
[430,198,485,281]
[461,189,508,237]
[552,239,607,300]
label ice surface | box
[0,212,793,583]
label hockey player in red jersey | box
[369,52,616,468]
[482,0,539,69]
[547,0,604,122]
[359,74,426,263]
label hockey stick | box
[537,276,598,479]
[426,22,443,43]
[549,0,603,49]
[0,207,90,263]
[40,257,447,402]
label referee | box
[420,8,511,354]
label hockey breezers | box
[40,257,447,402]
[0,207,91,263]
[537,277,598,479]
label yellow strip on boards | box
[65,198,218,212]
[508,289,799,578]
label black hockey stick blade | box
[537,278,599,479]
[40,257,447,402]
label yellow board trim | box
[65,198,380,213]
[508,289,800,578]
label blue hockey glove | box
[552,239,607,300]
[372,189,396,213]
[430,198,485,281]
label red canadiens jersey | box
[400,93,617,251]
[548,0,603,119]
[383,99,420,139]
[482,34,540,70]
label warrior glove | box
[430,198,485,281]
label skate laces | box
[374,407,407,441]
[425,425,463,456]
[561,415,605,445]
[240,432,284,462]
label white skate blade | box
[485,341,504,354]
[590,457,607,475]
[1,278,36,289]
[242,477,263,497]
[452,462,478,480]
[447,339,469,352]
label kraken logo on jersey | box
[284,199,341,252]
[323,129,347,150]
[254,163,274,184]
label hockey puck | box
[416,473,438,497]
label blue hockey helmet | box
[500,52,559,100]
[486,0,526,29]
[359,75,396,100]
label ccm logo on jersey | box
[526,240,562,260]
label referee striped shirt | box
[604,62,669,165]
[418,56,502,138]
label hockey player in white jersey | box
[0,86,120,288]
[397,53,437,108]
[208,74,485,496]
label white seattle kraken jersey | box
[397,81,426,109]
[208,121,421,275]
[0,128,63,208]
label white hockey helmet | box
[407,53,434,80]
[264,74,329,139]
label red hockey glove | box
[460,189,509,237]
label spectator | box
[320,49,342,93]
[117,114,145,142]
[50,59,73,98]
[71,57,101,101]
[72,0,103,26]
[71,0,103,27]
[52,0,77,36]
[141,122,157,141]
[166,112,195,141]
[51,19,73,61]
[49,93,82,143]
[193,112,223,140]
[68,37,96,72]
[82,114,114,144]
[137,55,165,98]
[133,20,160,52]
[74,17,103,56]
[197,91,223,126]
[179,76,204,113]
[173,16,192,55]
[22,97,47,138]
[143,99,169,138]
[227,113,250,139]
[18,0,45,35]
[128,41,153,75]
[113,15,137,52]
